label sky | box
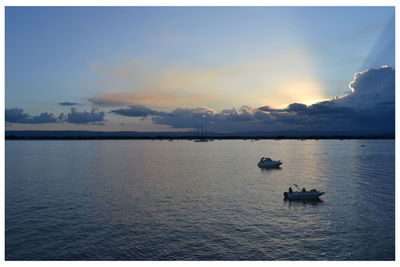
[5,6,395,134]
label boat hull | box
[258,161,282,168]
[284,191,324,200]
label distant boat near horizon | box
[194,125,209,142]
[194,139,209,142]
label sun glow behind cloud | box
[271,79,329,108]
[88,47,325,111]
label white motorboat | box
[283,189,325,200]
[258,157,282,168]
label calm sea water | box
[5,139,395,260]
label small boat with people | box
[258,157,282,168]
[283,185,325,200]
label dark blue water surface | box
[5,140,395,260]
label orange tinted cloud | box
[88,91,176,107]
[88,90,214,108]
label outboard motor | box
[283,192,288,199]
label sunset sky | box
[5,6,395,133]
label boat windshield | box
[260,157,273,162]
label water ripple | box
[5,140,395,260]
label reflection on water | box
[5,140,394,260]
[259,166,282,172]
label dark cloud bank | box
[62,107,105,125]
[6,107,105,125]
[6,67,395,135]
[110,66,395,135]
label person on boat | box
[288,187,293,193]
[302,188,306,192]
[260,157,265,162]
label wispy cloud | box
[110,105,166,117]
[88,90,214,108]
[58,102,78,106]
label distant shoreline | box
[5,130,394,140]
[5,135,395,140]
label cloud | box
[110,66,394,134]
[7,67,394,134]
[5,108,59,124]
[31,112,60,123]
[5,108,31,123]
[343,65,394,109]
[110,105,166,117]
[6,107,106,125]
[153,106,218,128]
[88,91,179,107]
[286,103,308,113]
[88,89,214,109]
[59,102,78,106]
[63,107,105,125]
